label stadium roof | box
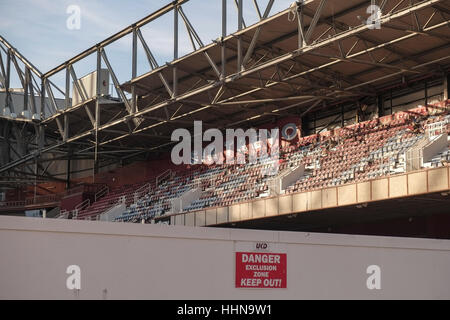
[1,0,449,175]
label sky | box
[0,0,294,95]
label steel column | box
[237,0,243,73]
[221,0,227,80]
[94,48,101,179]
[173,5,179,98]
[132,28,138,114]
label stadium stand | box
[15,100,446,223]
[75,182,147,220]
[109,100,449,223]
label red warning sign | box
[235,252,287,288]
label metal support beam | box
[297,1,307,48]
[40,79,45,119]
[100,49,133,114]
[136,29,157,70]
[10,54,25,89]
[0,50,6,89]
[178,7,221,78]
[217,95,331,105]
[44,80,59,113]
[5,50,13,113]
[242,0,274,68]
[136,29,173,97]
[44,0,191,78]
[237,0,243,73]
[131,28,138,114]
[66,149,71,190]
[44,80,64,139]
[304,0,327,44]
[444,72,449,101]
[94,48,101,178]
[0,36,42,78]
[377,94,384,117]
[0,0,447,175]
[23,68,29,113]
[233,0,247,28]
[173,5,179,98]
[68,64,90,119]
[27,68,37,115]
[63,114,69,142]
[221,0,227,80]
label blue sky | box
[1,0,293,94]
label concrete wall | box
[280,165,305,192]
[171,187,202,213]
[1,216,450,299]
[99,203,126,222]
[423,133,448,163]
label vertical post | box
[66,149,71,190]
[443,72,448,101]
[221,0,227,80]
[390,89,393,115]
[313,112,317,134]
[377,94,384,117]
[38,125,44,149]
[297,1,306,48]
[94,48,101,181]
[131,28,138,113]
[5,50,11,112]
[173,5,179,98]
[301,116,307,137]
[237,0,243,73]
[64,115,69,142]
[65,66,71,109]
[24,68,29,113]
[34,156,37,202]
[64,66,70,141]
[40,78,46,119]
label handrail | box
[136,182,152,194]
[58,209,68,219]
[134,183,152,201]
[156,169,172,187]
[0,193,64,209]
[75,198,90,212]
[95,185,109,202]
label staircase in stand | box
[75,182,147,220]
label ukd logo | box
[255,242,269,250]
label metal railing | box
[95,185,109,202]
[74,198,90,212]
[156,170,172,187]
[0,183,109,211]
[426,118,449,139]
[57,209,68,219]
[0,193,63,208]
[134,183,152,203]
